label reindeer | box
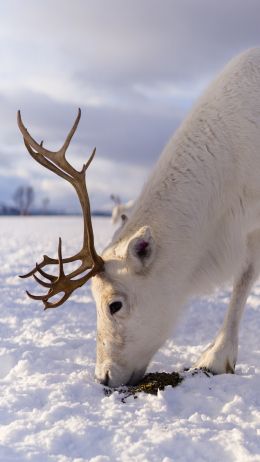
[110,194,134,225]
[18,48,260,387]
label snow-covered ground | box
[0,216,259,462]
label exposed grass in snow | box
[0,216,259,462]
[104,371,184,399]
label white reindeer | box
[110,194,134,225]
[18,48,260,388]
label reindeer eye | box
[109,301,123,315]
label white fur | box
[92,48,260,387]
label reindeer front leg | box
[195,229,260,374]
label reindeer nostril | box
[98,371,110,386]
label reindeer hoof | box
[194,339,237,374]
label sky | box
[1,0,260,212]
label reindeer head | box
[18,110,172,387]
[91,223,177,387]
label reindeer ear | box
[127,226,155,272]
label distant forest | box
[0,185,111,217]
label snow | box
[0,216,259,462]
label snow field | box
[0,217,259,462]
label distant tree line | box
[13,185,34,215]
[0,185,113,217]
[0,185,50,216]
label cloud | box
[1,0,260,210]
[2,87,185,165]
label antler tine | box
[18,109,104,310]
[17,109,81,162]
[59,108,81,157]
[17,110,58,159]
[44,292,72,310]
[35,263,56,282]
[58,237,65,277]
[33,274,52,288]
[82,147,96,174]
[23,138,73,182]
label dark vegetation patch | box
[104,368,212,401]
[104,371,183,400]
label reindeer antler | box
[17,108,104,309]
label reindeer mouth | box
[97,365,147,388]
[125,368,147,386]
